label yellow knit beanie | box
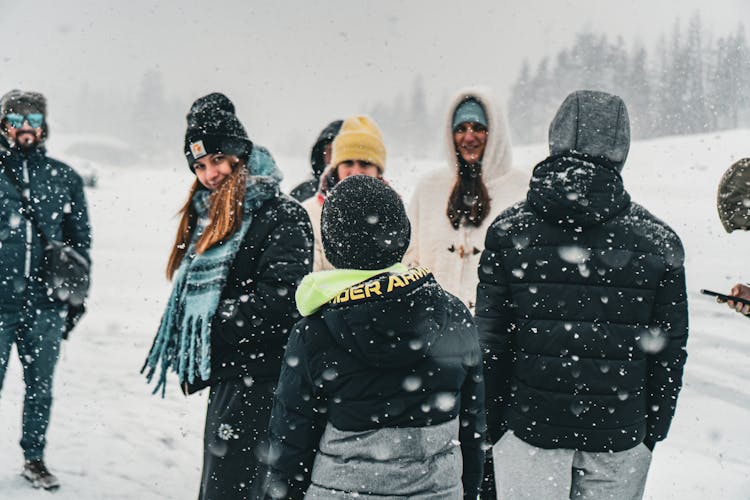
[330,115,386,173]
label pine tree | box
[609,36,630,97]
[529,57,552,144]
[506,15,746,143]
[508,59,534,144]
[707,35,732,129]
[132,68,171,153]
[734,24,750,126]
[552,49,577,101]
[627,44,652,138]
[683,13,709,133]
[666,19,689,135]
[409,75,431,156]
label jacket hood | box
[310,120,343,178]
[444,87,513,180]
[296,263,407,316]
[717,158,750,233]
[549,90,630,171]
[316,267,449,370]
[527,152,631,228]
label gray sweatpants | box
[492,431,651,500]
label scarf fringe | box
[143,168,280,397]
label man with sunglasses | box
[0,90,91,490]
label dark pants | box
[198,378,275,500]
[0,304,66,460]
[480,452,497,499]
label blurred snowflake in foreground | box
[217,423,239,441]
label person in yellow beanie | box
[301,115,390,270]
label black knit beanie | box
[184,93,252,171]
[322,175,411,270]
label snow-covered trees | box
[508,17,750,144]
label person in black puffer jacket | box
[263,175,486,499]
[477,90,688,500]
[142,93,313,500]
[289,119,342,202]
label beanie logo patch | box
[190,140,207,160]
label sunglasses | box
[5,113,44,129]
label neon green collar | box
[295,263,408,317]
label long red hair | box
[166,161,248,280]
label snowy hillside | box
[1,130,750,499]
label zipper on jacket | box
[22,159,32,280]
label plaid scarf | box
[143,147,281,396]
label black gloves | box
[63,303,86,339]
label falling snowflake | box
[434,393,457,412]
[217,423,239,441]
[558,245,591,264]
[402,375,422,392]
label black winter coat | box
[477,153,688,453]
[266,269,486,499]
[289,178,317,203]
[185,194,313,394]
[289,120,342,202]
[0,147,91,310]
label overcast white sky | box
[0,0,747,153]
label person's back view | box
[477,90,689,499]
[265,175,486,499]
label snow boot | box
[22,459,60,490]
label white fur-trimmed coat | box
[405,87,530,308]
[302,193,336,271]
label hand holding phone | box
[730,284,750,315]
[700,289,750,305]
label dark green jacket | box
[0,147,91,309]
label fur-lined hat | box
[718,158,750,233]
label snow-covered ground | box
[1,130,750,499]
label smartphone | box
[700,289,750,306]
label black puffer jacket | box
[0,147,91,309]
[477,151,688,452]
[289,120,342,202]
[266,268,486,499]
[185,194,313,394]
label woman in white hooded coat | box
[405,87,529,309]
